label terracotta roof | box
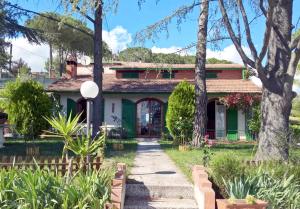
[109,62,244,70]
[48,74,261,93]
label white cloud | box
[103,26,132,54]
[8,37,49,72]
[151,46,195,55]
[206,45,251,65]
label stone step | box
[124,197,198,209]
[126,184,194,199]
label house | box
[48,58,261,140]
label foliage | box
[210,152,245,192]
[0,168,112,209]
[206,58,232,64]
[248,105,261,134]
[0,79,52,138]
[220,93,261,112]
[202,145,214,167]
[223,176,260,199]
[166,81,195,143]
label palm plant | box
[44,113,83,159]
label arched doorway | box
[207,100,216,139]
[77,98,87,123]
[136,98,163,137]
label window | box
[162,71,175,79]
[206,72,218,79]
[122,72,139,78]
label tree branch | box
[237,0,258,60]
[287,39,300,78]
[218,0,255,68]
[6,2,93,38]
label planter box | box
[113,143,124,151]
[217,199,268,209]
[178,145,190,151]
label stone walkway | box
[124,138,197,209]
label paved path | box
[128,138,191,186]
[124,138,197,209]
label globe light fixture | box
[80,81,99,99]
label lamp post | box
[80,81,99,171]
[80,81,99,135]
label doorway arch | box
[136,98,163,137]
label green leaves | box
[0,79,52,138]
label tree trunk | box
[92,1,103,137]
[49,42,53,78]
[255,0,293,161]
[192,0,209,146]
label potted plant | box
[110,116,126,151]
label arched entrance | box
[207,100,216,139]
[136,98,163,137]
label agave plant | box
[44,113,83,159]
[223,175,260,199]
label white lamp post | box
[80,81,99,135]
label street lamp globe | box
[80,81,99,99]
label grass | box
[160,140,300,181]
[1,138,138,174]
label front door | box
[137,99,162,137]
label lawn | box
[1,138,137,173]
[160,140,300,181]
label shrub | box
[0,79,52,138]
[210,152,245,194]
[0,168,112,209]
[166,81,195,143]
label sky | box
[7,0,300,90]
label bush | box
[166,81,195,143]
[210,152,245,195]
[0,168,112,209]
[0,79,52,138]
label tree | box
[192,0,209,146]
[218,0,300,160]
[0,79,52,138]
[26,13,112,76]
[10,58,31,77]
[206,58,232,64]
[166,81,195,143]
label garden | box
[0,79,136,208]
[163,81,300,209]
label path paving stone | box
[124,138,198,209]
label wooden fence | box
[0,156,102,175]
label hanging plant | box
[220,93,261,111]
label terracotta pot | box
[217,199,268,209]
[178,145,190,151]
[113,143,124,151]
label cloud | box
[206,45,251,64]
[103,26,132,54]
[151,46,195,55]
[8,37,49,72]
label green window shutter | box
[122,99,136,138]
[227,108,238,141]
[162,71,175,79]
[67,98,77,120]
[122,72,139,78]
[101,99,105,123]
[206,72,218,79]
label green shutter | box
[122,72,139,78]
[101,98,105,123]
[163,102,169,134]
[206,72,218,79]
[227,108,238,141]
[122,99,136,138]
[67,98,77,120]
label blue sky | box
[8,0,300,74]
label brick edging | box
[192,165,215,209]
[105,163,127,209]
